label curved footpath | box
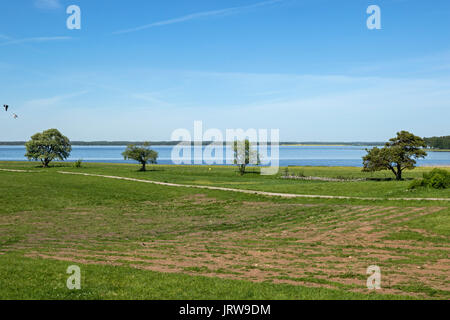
[57,171,450,202]
[1,168,448,202]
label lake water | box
[1,145,449,167]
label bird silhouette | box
[3,105,8,112]
[12,113,18,119]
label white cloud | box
[0,36,72,46]
[114,0,282,34]
[25,91,89,107]
[130,93,173,107]
[34,0,61,9]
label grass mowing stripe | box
[0,253,414,300]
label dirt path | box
[0,168,40,173]
[57,171,450,202]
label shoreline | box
[427,149,450,152]
[280,144,349,147]
[1,160,449,169]
[2,144,449,151]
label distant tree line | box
[71,141,183,146]
[423,136,450,150]
[0,141,26,145]
[282,142,385,146]
[0,141,186,146]
[0,141,386,146]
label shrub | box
[423,169,450,189]
[408,179,425,190]
[297,170,305,177]
[409,169,450,190]
[74,159,83,168]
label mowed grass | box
[0,162,449,300]
[1,161,448,199]
[0,254,406,300]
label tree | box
[363,131,427,180]
[122,143,158,171]
[233,139,260,175]
[25,129,72,167]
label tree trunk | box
[396,166,402,180]
[389,167,397,179]
[239,164,246,175]
[42,159,50,168]
[140,162,146,171]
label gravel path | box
[2,168,448,202]
[0,168,40,173]
[57,171,450,202]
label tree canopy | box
[363,131,427,180]
[25,129,72,167]
[233,139,260,175]
[122,143,158,171]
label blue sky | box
[1,0,449,141]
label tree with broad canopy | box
[25,129,72,167]
[363,131,427,180]
[122,143,158,171]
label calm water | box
[1,145,449,167]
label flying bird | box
[3,105,8,112]
[12,113,18,119]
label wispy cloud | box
[0,36,72,46]
[25,91,89,107]
[113,0,282,34]
[34,0,61,9]
[130,92,173,107]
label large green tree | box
[122,143,158,171]
[363,131,427,180]
[25,129,72,167]
[233,139,260,175]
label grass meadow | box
[0,162,448,299]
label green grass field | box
[0,162,449,300]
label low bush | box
[408,179,426,190]
[74,159,83,168]
[409,169,450,190]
